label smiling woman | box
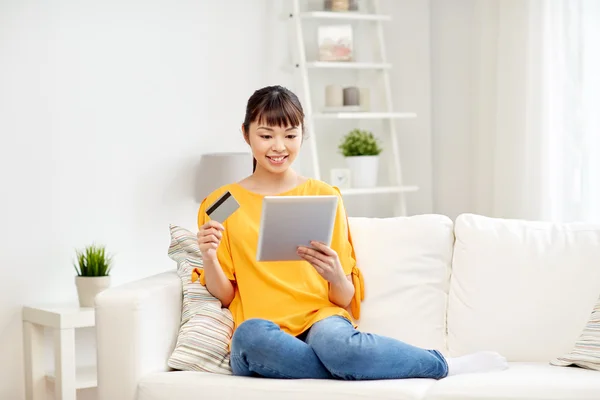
[253,123,300,168]
[194,85,507,381]
[241,85,305,174]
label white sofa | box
[96,213,600,400]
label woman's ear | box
[241,124,250,145]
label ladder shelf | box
[290,0,418,215]
[340,186,419,196]
[300,11,391,22]
[313,112,417,120]
[306,61,392,70]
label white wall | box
[430,0,475,220]
[0,1,434,399]
[383,0,433,216]
[0,1,288,399]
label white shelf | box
[306,61,392,70]
[22,304,95,329]
[46,365,97,389]
[300,11,391,21]
[291,0,416,216]
[314,112,417,120]
[340,186,419,196]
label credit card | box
[206,191,240,223]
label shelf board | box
[340,186,419,195]
[46,365,97,389]
[314,112,417,120]
[306,61,392,70]
[300,11,391,21]
[22,304,95,329]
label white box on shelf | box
[318,25,353,61]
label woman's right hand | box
[197,220,225,260]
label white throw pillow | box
[166,225,233,374]
[448,213,600,361]
[348,215,454,354]
[551,294,600,371]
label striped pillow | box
[166,224,234,374]
[551,294,600,371]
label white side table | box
[22,304,96,400]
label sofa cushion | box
[166,225,234,374]
[425,362,600,400]
[136,371,436,400]
[348,215,454,353]
[551,294,600,371]
[447,214,600,361]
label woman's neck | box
[242,166,304,195]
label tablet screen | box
[256,195,338,262]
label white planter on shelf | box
[345,155,379,188]
[75,276,111,307]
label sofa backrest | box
[447,213,600,362]
[348,215,454,354]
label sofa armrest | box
[96,270,182,400]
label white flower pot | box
[345,155,379,188]
[75,276,111,308]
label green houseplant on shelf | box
[73,244,113,307]
[338,129,383,188]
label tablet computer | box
[256,195,338,262]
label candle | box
[343,86,360,106]
[360,88,370,111]
[325,85,343,107]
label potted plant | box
[73,244,113,307]
[338,129,383,188]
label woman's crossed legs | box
[230,316,458,380]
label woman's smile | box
[266,155,288,165]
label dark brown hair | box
[242,85,305,172]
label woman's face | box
[245,120,302,174]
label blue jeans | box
[230,316,448,380]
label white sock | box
[445,351,508,376]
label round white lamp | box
[195,152,253,202]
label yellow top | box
[193,178,364,337]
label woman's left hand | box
[297,241,345,284]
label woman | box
[196,85,507,380]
